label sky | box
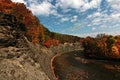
[12,0,120,37]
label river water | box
[53,51,120,80]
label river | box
[53,51,120,80]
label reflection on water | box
[53,51,120,80]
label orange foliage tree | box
[44,39,59,48]
[82,34,120,59]
[0,0,42,44]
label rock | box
[0,12,50,80]
[0,12,19,47]
[0,26,17,46]
[0,12,17,27]
[0,12,83,80]
[0,59,50,80]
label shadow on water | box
[53,51,120,80]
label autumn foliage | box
[0,0,41,44]
[0,0,81,46]
[44,39,59,47]
[82,34,120,59]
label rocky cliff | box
[0,12,50,80]
[0,12,83,80]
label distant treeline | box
[81,34,120,59]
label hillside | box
[0,0,83,80]
[0,11,51,80]
[0,11,83,80]
[0,0,81,47]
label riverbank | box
[53,51,120,80]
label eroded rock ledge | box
[0,12,50,80]
[0,12,83,80]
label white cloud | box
[12,0,26,4]
[106,0,120,12]
[11,0,102,16]
[92,27,96,31]
[68,10,120,37]
[61,15,78,22]
[56,0,101,12]
[56,0,85,9]
[111,13,120,19]
[82,0,101,12]
[62,9,72,13]
[70,15,78,22]
[27,0,63,17]
[87,12,101,18]
[87,11,120,27]
[94,12,101,17]
[61,17,69,22]
[28,1,56,16]
[12,0,62,17]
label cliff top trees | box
[0,0,42,44]
[0,0,81,45]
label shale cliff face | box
[0,12,83,80]
[0,12,50,80]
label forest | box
[0,0,81,47]
[82,34,120,59]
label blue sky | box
[12,0,120,37]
